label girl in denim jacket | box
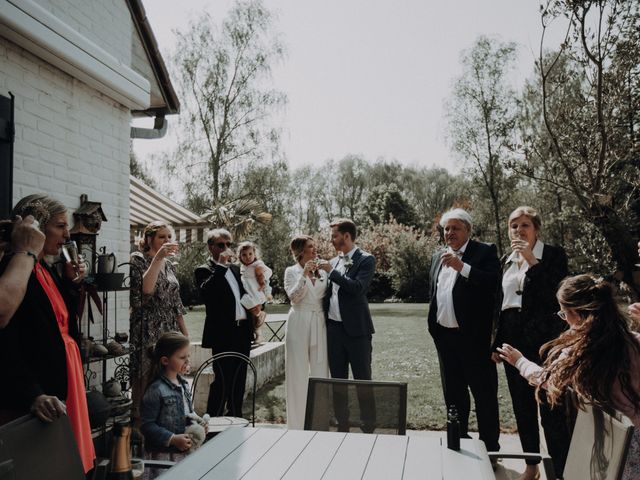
[140,332,194,453]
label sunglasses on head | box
[209,240,232,249]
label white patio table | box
[156,426,494,479]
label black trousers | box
[326,319,375,431]
[504,363,572,476]
[432,323,500,451]
[206,355,248,417]
[500,308,572,477]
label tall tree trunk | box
[490,190,504,255]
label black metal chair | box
[304,377,408,435]
[0,414,95,480]
[190,352,257,433]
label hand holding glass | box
[313,257,323,279]
[165,242,179,265]
[220,248,235,265]
[130,458,144,479]
[61,240,81,280]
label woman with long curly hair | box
[498,274,640,479]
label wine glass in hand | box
[164,242,180,266]
[61,240,81,280]
[313,257,324,280]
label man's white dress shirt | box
[435,240,471,329]
[328,246,358,322]
[213,259,246,321]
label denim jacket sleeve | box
[140,383,175,449]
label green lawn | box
[184,303,517,431]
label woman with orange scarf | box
[0,194,95,474]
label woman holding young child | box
[498,274,640,480]
[283,235,330,429]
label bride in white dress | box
[283,235,330,429]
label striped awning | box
[130,175,208,243]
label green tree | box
[202,198,272,241]
[401,167,471,231]
[364,183,418,227]
[289,165,326,234]
[514,0,640,296]
[167,0,286,212]
[446,36,519,255]
[129,150,157,189]
[232,160,293,296]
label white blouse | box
[283,263,327,309]
[501,240,544,310]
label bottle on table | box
[109,422,133,479]
[446,405,460,451]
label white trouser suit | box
[284,263,330,429]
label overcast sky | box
[133,0,566,173]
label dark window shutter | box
[0,92,15,218]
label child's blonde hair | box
[237,241,261,262]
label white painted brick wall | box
[0,35,133,388]
[33,0,132,66]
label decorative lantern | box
[69,194,107,276]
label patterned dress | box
[129,252,186,406]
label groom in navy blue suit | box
[319,218,376,379]
[319,218,376,431]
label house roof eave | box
[125,0,180,116]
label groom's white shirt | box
[328,246,358,322]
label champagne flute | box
[512,237,527,264]
[165,242,180,266]
[61,240,80,280]
[220,247,236,265]
[313,257,323,280]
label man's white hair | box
[206,228,232,242]
[439,208,473,231]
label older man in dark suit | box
[427,208,501,452]
[195,228,261,417]
[318,218,376,431]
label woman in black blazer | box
[492,206,571,480]
[0,194,95,473]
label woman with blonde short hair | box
[492,206,571,480]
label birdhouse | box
[70,194,107,275]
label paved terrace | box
[187,339,552,480]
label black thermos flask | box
[446,405,460,451]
